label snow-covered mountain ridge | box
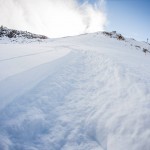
[0,27,150,150]
[0,26,48,43]
[0,26,150,54]
[95,31,150,54]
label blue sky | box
[80,0,150,41]
[0,0,149,40]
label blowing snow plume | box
[0,0,106,38]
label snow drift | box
[0,29,150,150]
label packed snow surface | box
[0,32,150,150]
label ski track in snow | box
[0,50,56,62]
[0,34,150,150]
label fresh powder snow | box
[0,31,150,150]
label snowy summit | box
[0,27,150,150]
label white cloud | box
[0,0,107,37]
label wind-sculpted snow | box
[0,32,150,150]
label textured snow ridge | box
[0,49,150,150]
[0,32,150,150]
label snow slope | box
[0,32,150,150]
